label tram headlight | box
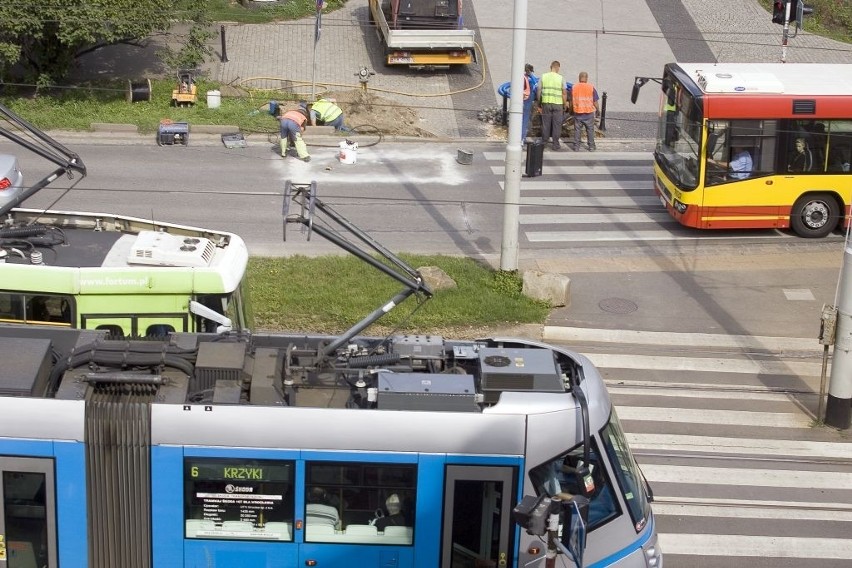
[672,199,687,214]
[643,531,663,567]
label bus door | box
[441,465,516,568]
[0,457,57,568]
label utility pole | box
[781,0,792,63]
[826,246,852,430]
[499,0,527,271]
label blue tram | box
[0,326,661,568]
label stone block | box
[418,266,457,291]
[522,271,570,307]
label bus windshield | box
[655,76,701,190]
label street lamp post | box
[499,0,528,272]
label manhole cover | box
[598,297,638,314]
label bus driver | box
[708,145,753,180]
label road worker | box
[308,98,351,132]
[279,107,311,162]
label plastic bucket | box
[206,90,221,109]
[456,149,473,165]
[338,140,358,164]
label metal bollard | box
[501,94,508,126]
[220,25,229,63]
[599,91,607,131]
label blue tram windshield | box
[600,410,651,532]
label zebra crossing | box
[548,325,852,568]
[484,150,674,244]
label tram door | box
[0,457,57,568]
[442,465,516,568]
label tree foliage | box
[0,0,177,83]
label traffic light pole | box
[781,0,792,63]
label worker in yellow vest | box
[309,98,351,132]
[571,71,600,152]
[279,107,311,162]
[537,61,569,151]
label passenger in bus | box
[306,486,341,529]
[374,493,407,532]
[708,145,752,180]
[788,137,813,172]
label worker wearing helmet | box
[309,98,351,132]
[279,107,311,162]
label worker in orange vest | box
[571,71,600,152]
[279,107,311,162]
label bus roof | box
[674,63,852,96]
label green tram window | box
[183,458,295,541]
[0,292,73,326]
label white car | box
[0,154,24,208]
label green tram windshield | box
[655,67,703,191]
[528,410,652,533]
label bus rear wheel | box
[791,193,838,238]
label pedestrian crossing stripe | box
[659,534,852,560]
[482,151,653,162]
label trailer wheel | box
[790,193,839,238]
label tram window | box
[529,440,620,531]
[600,411,651,532]
[183,458,295,541]
[0,292,72,325]
[305,462,416,545]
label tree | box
[0,0,182,84]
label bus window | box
[529,440,620,531]
[305,462,416,544]
[0,292,72,325]
[706,120,777,185]
[183,458,295,541]
[827,121,852,173]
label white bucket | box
[338,140,358,164]
[206,90,221,109]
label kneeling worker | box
[279,107,311,162]
[309,98,351,132]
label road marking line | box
[626,433,852,459]
[589,353,822,376]
[658,533,852,559]
[500,180,651,191]
[482,151,653,161]
[521,196,661,206]
[492,165,650,175]
[611,385,793,402]
[519,212,672,224]
[617,406,811,428]
[642,463,852,488]
[653,502,852,522]
[544,326,820,352]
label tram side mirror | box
[560,495,590,567]
[512,494,551,536]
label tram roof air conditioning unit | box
[479,348,564,404]
[377,371,479,412]
[128,230,216,267]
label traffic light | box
[772,0,785,24]
[793,0,814,29]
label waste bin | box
[525,140,544,177]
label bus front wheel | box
[791,193,838,238]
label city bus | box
[0,324,661,568]
[650,62,852,237]
[0,207,251,336]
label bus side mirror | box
[631,77,649,104]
